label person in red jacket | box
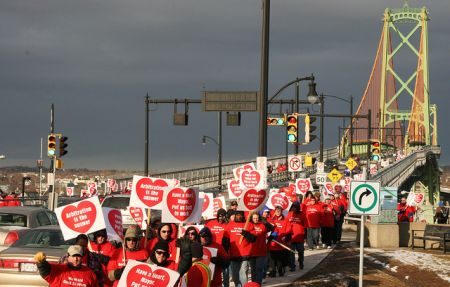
[89,229,117,287]
[182,241,212,287]
[331,193,345,243]
[321,197,335,249]
[205,208,229,287]
[223,210,253,287]
[35,245,98,287]
[305,197,323,250]
[267,206,292,277]
[107,226,149,287]
[286,202,306,271]
[199,227,230,287]
[147,238,193,277]
[146,223,177,261]
[397,196,417,222]
[248,212,273,284]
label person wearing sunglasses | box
[183,226,200,242]
[107,226,149,287]
[146,223,177,261]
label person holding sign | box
[223,210,255,287]
[107,226,149,287]
[34,245,98,287]
[248,212,273,284]
[199,227,230,287]
[397,196,417,222]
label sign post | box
[349,180,381,287]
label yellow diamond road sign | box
[328,168,343,183]
[345,157,358,171]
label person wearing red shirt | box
[248,212,272,284]
[286,202,306,271]
[321,197,335,249]
[397,196,417,222]
[107,227,149,287]
[146,238,193,277]
[305,197,323,250]
[35,245,97,287]
[223,210,253,287]
[205,208,228,245]
[89,229,117,287]
[146,223,177,261]
[267,206,292,277]
[199,227,230,287]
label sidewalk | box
[229,231,357,286]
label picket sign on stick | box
[55,196,106,241]
[144,208,151,249]
[130,175,177,209]
[272,239,295,253]
[237,188,269,244]
[117,259,179,287]
[102,208,124,242]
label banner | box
[102,207,124,242]
[162,187,202,223]
[237,188,269,212]
[295,178,313,194]
[228,179,244,199]
[66,186,74,197]
[239,169,267,189]
[130,176,177,209]
[212,196,226,218]
[117,260,179,287]
[232,163,256,179]
[200,192,214,220]
[55,196,106,241]
[128,206,148,230]
[87,182,97,197]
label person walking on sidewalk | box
[305,197,323,250]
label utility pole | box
[259,0,270,157]
[145,95,149,176]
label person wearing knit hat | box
[181,241,212,287]
[146,223,177,261]
[107,226,149,286]
[205,208,229,287]
[199,227,230,287]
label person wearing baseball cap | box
[34,245,97,286]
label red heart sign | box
[271,193,289,210]
[296,179,311,194]
[136,178,167,207]
[229,179,243,197]
[107,209,123,238]
[167,188,197,222]
[129,207,144,227]
[242,189,267,210]
[213,198,223,217]
[241,170,261,188]
[127,264,170,287]
[334,184,342,193]
[202,194,210,213]
[62,201,97,234]
[235,164,254,179]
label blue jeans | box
[230,259,249,287]
[289,242,305,268]
[222,266,229,287]
[249,256,266,284]
[307,228,320,249]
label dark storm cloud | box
[0,0,448,171]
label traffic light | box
[286,114,298,143]
[59,136,68,157]
[304,114,317,143]
[47,134,56,157]
[371,140,381,161]
[267,116,286,126]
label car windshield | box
[102,197,129,210]
[12,230,75,249]
[0,213,27,227]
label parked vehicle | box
[0,207,58,251]
[0,226,75,286]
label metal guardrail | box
[371,146,441,186]
[115,146,339,190]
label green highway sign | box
[349,180,380,215]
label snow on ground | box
[367,248,450,283]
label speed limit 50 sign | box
[315,173,327,185]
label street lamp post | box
[202,112,223,189]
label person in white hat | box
[34,245,98,287]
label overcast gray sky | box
[1,0,448,172]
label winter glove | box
[264,222,275,232]
[114,267,125,280]
[271,231,279,239]
[98,254,110,265]
[34,252,47,263]
[241,230,257,243]
[285,233,292,242]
